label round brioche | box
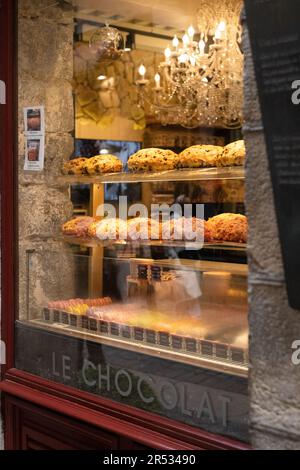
[87,220,101,239]
[161,217,212,242]
[62,158,88,175]
[216,140,245,167]
[92,218,127,241]
[207,213,247,243]
[84,155,123,175]
[178,145,223,168]
[127,217,161,240]
[62,216,95,238]
[127,148,178,172]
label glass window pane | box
[16,0,248,443]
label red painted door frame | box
[0,0,16,378]
[0,0,250,450]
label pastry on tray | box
[84,154,123,175]
[62,157,88,175]
[127,148,179,172]
[178,145,223,168]
[207,213,248,243]
[161,217,212,242]
[127,217,161,240]
[216,140,246,167]
[90,217,128,241]
[62,216,96,238]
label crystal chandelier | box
[136,0,243,129]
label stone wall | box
[243,19,300,449]
[18,0,75,319]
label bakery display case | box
[17,159,249,441]
[1,0,250,451]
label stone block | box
[18,79,74,134]
[125,62,134,84]
[18,240,77,320]
[19,185,73,239]
[74,55,87,84]
[117,77,130,100]
[114,60,125,76]
[45,82,74,133]
[251,428,300,450]
[130,49,146,65]
[245,131,284,278]
[44,132,74,175]
[248,283,300,443]
[120,96,132,118]
[249,284,300,365]
[243,26,263,130]
[19,0,73,24]
[18,19,73,81]
[75,43,98,62]
[18,79,46,130]
[19,132,73,178]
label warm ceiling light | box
[199,39,206,55]
[154,73,161,88]
[187,25,195,39]
[182,34,189,46]
[100,149,109,155]
[172,35,179,48]
[164,47,172,59]
[138,64,146,77]
[178,53,188,64]
[124,47,131,52]
[218,21,226,32]
[97,75,107,80]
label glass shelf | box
[59,166,245,184]
[104,256,248,276]
[59,235,247,252]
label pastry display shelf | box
[59,166,245,185]
[24,319,248,378]
[58,235,247,253]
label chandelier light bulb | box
[218,21,226,32]
[182,34,190,46]
[190,56,196,66]
[164,47,172,59]
[214,27,222,40]
[138,64,146,77]
[154,73,161,88]
[179,53,188,64]
[199,39,205,55]
[187,25,195,40]
[172,35,179,48]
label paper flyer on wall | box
[23,106,45,135]
[24,135,45,171]
[23,106,45,171]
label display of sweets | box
[47,297,112,315]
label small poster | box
[23,106,45,134]
[24,136,45,171]
[23,106,45,171]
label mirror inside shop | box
[18,0,248,441]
